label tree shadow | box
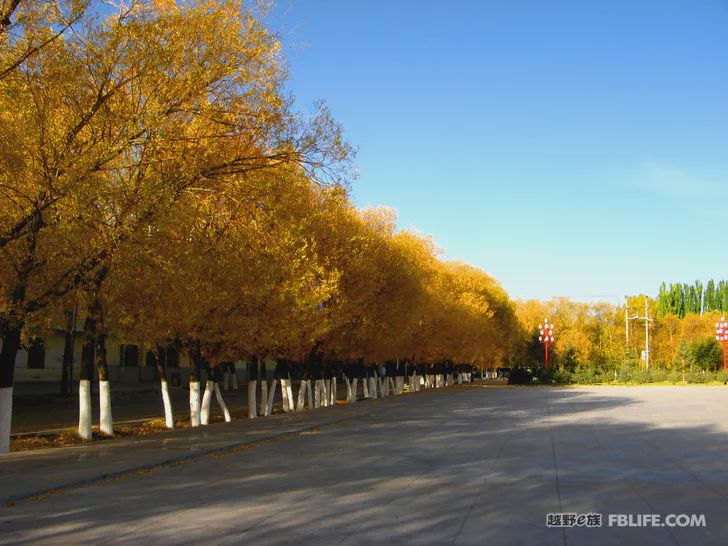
[2,386,728,545]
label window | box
[145,350,159,368]
[144,346,179,369]
[166,347,180,369]
[120,344,139,367]
[27,337,45,369]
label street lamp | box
[538,318,555,369]
[715,316,728,371]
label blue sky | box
[267,1,728,301]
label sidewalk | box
[11,385,245,435]
[0,391,416,503]
[14,381,282,434]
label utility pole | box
[624,296,639,355]
[644,297,650,370]
[625,303,630,347]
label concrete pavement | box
[3,385,728,545]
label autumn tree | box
[0,0,350,450]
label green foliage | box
[673,338,722,370]
[689,338,722,370]
[526,362,728,385]
[656,279,728,318]
[507,367,534,385]
[560,347,579,370]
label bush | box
[508,367,534,385]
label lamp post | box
[715,316,728,371]
[538,319,555,368]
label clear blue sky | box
[267,1,728,301]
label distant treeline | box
[656,280,728,318]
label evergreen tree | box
[705,280,716,312]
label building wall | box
[12,331,266,385]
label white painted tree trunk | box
[362,376,369,398]
[285,379,294,411]
[78,379,92,439]
[99,380,113,436]
[161,380,174,429]
[345,376,352,402]
[321,379,329,407]
[0,387,12,454]
[213,383,231,422]
[281,379,291,412]
[306,380,314,410]
[330,377,337,405]
[259,379,268,416]
[369,377,377,399]
[296,380,307,411]
[266,379,277,416]
[285,379,296,411]
[350,378,358,402]
[190,381,201,427]
[248,380,257,418]
[314,379,323,408]
[200,380,214,425]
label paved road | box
[3,385,728,545]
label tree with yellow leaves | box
[0,0,350,450]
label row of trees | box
[515,297,725,373]
[655,280,728,318]
[0,0,521,452]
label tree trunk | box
[344,376,351,402]
[0,208,40,453]
[248,379,257,418]
[213,382,231,422]
[152,348,174,429]
[259,357,269,416]
[200,380,214,425]
[189,344,202,427]
[78,313,96,440]
[362,374,369,398]
[296,379,307,410]
[306,380,314,410]
[0,323,21,454]
[330,376,337,405]
[96,330,112,436]
[60,309,75,397]
[266,379,277,416]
